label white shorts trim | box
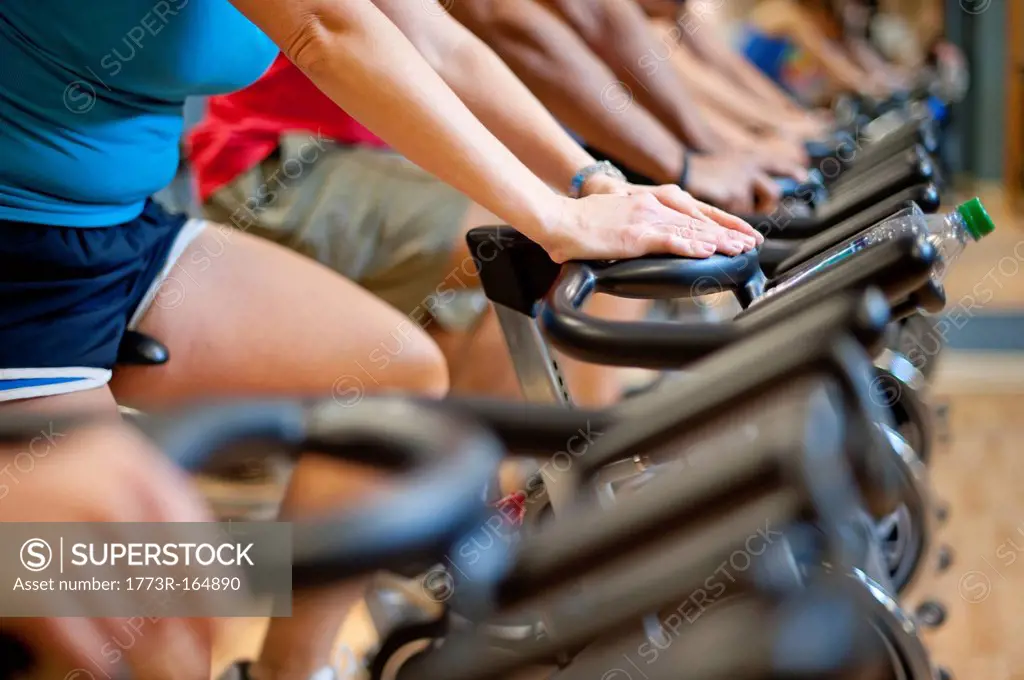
[128,217,208,329]
[0,367,113,402]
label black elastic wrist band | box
[678,150,691,190]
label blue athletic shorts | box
[0,200,207,401]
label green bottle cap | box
[956,197,996,241]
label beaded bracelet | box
[569,161,627,198]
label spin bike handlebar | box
[539,251,764,368]
[584,249,762,299]
[0,399,505,588]
[758,184,941,277]
[537,232,935,368]
[747,180,940,243]
[740,144,935,239]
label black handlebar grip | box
[148,399,505,586]
[144,400,307,471]
[0,399,506,590]
[813,148,934,226]
[540,263,745,368]
[771,185,940,277]
[538,251,766,368]
[288,400,506,586]
[466,225,560,317]
[594,249,762,299]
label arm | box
[368,0,595,191]
[228,0,560,244]
[675,17,807,116]
[846,36,911,90]
[226,0,761,262]
[536,0,724,152]
[449,0,687,184]
[668,34,791,134]
[783,9,888,97]
[634,0,683,18]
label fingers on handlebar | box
[637,225,717,259]
[753,174,781,213]
[774,157,810,181]
[695,201,763,246]
[646,187,757,253]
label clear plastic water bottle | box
[755,197,995,305]
[879,196,995,282]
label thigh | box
[109,225,449,409]
[0,388,118,500]
[0,388,117,415]
[430,306,523,400]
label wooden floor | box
[210,184,1024,680]
[902,185,1024,680]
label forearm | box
[371,0,593,191]
[798,32,878,95]
[678,20,804,115]
[452,0,685,184]
[228,0,560,241]
[703,113,757,153]
[823,53,877,95]
[720,46,805,113]
[669,39,783,133]
[433,35,595,191]
[545,0,722,151]
[848,38,908,89]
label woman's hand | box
[537,176,762,263]
[0,423,215,680]
[682,153,782,215]
[741,135,810,181]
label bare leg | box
[110,227,450,680]
[0,388,216,680]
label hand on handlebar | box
[782,115,831,143]
[0,423,215,680]
[539,177,761,263]
[749,139,810,182]
[861,78,894,102]
[685,153,782,214]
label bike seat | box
[117,330,170,365]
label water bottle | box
[878,197,995,282]
[755,197,995,305]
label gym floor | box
[905,183,1024,680]
[206,183,1024,680]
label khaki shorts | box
[204,135,488,332]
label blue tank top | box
[0,0,279,227]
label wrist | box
[684,153,708,193]
[527,195,578,262]
[580,172,629,197]
[569,161,627,199]
[517,190,569,251]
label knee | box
[400,332,450,398]
[368,324,450,398]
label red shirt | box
[188,53,388,202]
